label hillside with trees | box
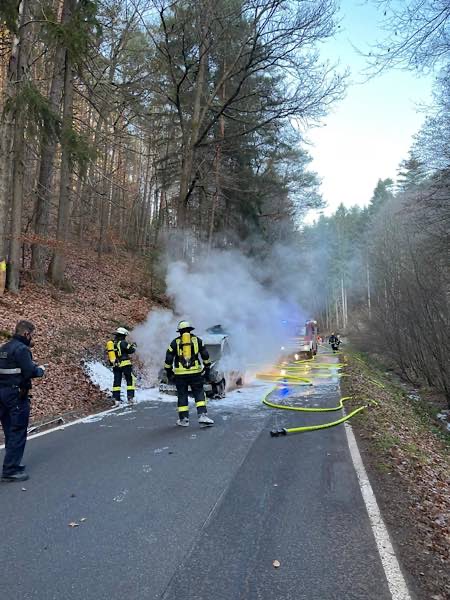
[0,0,448,407]
[0,3,448,597]
[0,0,343,293]
[298,161,449,405]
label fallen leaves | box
[342,353,450,597]
[0,247,157,429]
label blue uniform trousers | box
[0,387,30,476]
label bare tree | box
[367,0,450,73]
[137,0,345,233]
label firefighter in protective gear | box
[164,321,214,427]
[329,332,341,352]
[106,327,137,405]
[0,320,45,482]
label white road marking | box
[0,356,414,600]
[0,405,123,450]
[344,422,412,600]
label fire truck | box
[296,320,318,359]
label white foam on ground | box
[84,361,275,409]
[84,359,342,413]
[84,361,114,392]
[216,381,274,409]
[84,360,170,404]
[0,355,335,447]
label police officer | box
[0,320,45,482]
[106,327,137,405]
[164,321,214,427]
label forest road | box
[0,352,401,600]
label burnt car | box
[159,329,244,398]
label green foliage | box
[61,125,96,175]
[368,178,394,217]
[4,81,60,140]
[397,151,427,192]
[0,0,18,34]
[41,0,100,67]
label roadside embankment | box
[0,248,159,425]
[341,349,450,600]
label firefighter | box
[164,321,214,427]
[329,332,341,352]
[106,327,137,405]
[0,320,45,482]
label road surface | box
[0,351,399,599]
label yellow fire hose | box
[263,362,370,436]
[263,394,354,413]
[256,373,313,384]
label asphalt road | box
[0,353,393,600]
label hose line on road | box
[263,394,353,413]
[256,373,313,385]
[264,359,370,437]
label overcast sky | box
[304,0,434,222]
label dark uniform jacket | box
[113,338,136,368]
[165,335,211,376]
[0,335,44,391]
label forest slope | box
[0,248,157,423]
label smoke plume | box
[133,247,308,384]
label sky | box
[304,0,434,222]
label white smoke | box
[133,247,308,384]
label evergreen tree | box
[397,150,427,192]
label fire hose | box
[261,359,373,437]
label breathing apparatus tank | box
[181,332,192,368]
[106,340,116,365]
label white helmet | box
[115,327,129,336]
[177,320,194,332]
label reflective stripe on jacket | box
[113,339,135,368]
[0,335,42,388]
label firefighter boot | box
[198,414,214,427]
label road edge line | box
[0,405,123,450]
[344,422,412,600]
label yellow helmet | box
[177,320,194,332]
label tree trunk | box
[50,12,75,286]
[177,11,208,231]
[31,7,69,283]
[6,0,30,293]
[98,138,115,258]
[0,94,14,264]
[0,2,25,266]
